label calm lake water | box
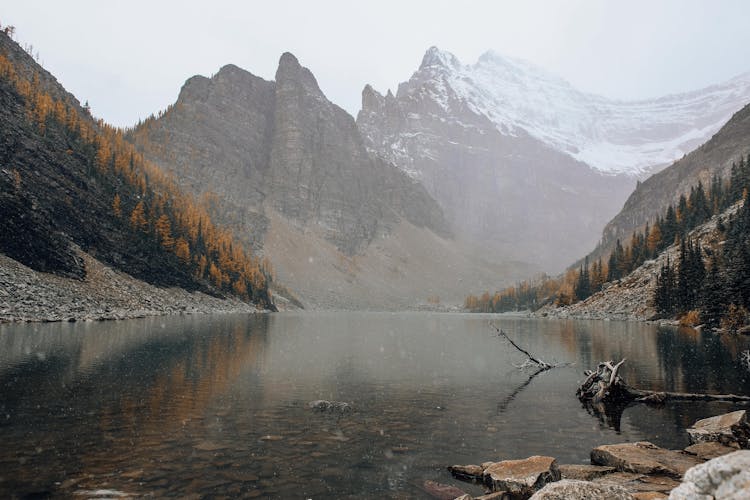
[1,312,750,498]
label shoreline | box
[0,252,264,324]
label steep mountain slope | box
[129,53,524,309]
[0,32,273,313]
[131,54,447,255]
[357,47,750,271]
[601,104,750,248]
[542,199,742,322]
[357,50,635,271]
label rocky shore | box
[440,410,750,499]
[0,252,262,323]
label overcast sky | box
[3,0,750,128]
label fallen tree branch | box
[577,359,750,406]
[489,323,553,370]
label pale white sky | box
[3,0,750,127]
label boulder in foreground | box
[483,455,560,496]
[668,450,750,499]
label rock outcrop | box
[684,442,740,461]
[449,411,747,500]
[687,410,750,449]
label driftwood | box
[490,323,553,370]
[577,359,750,405]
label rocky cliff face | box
[130,52,476,309]
[357,50,635,271]
[132,53,448,257]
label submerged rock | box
[421,479,467,499]
[686,410,749,449]
[483,455,560,496]
[668,450,750,499]
[307,400,352,414]
[591,442,702,478]
[529,479,633,499]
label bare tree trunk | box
[577,359,750,405]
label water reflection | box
[0,313,748,498]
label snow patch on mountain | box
[412,47,750,175]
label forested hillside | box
[0,31,274,309]
[466,155,750,329]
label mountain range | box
[3,31,750,311]
[357,47,750,272]
[368,47,750,176]
[128,52,526,309]
[126,46,750,307]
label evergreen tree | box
[574,256,592,301]
[701,259,725,328]
[654,257,676,316]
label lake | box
[1,312,749,498]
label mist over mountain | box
[601,102,750,251]
[357,47,750,271]
[129,53,528,309]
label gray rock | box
[687,410,749,449]
[483,455,560,495]
[529,479,634,499]
[668,450,750,499]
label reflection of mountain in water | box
[0,315,749,498]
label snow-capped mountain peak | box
[419,46,462,71]
[399,47,750,175]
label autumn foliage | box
[0,52,274,306]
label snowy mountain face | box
[356,47,750,271]
[381,47,750,176]
[357,49,636,271]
